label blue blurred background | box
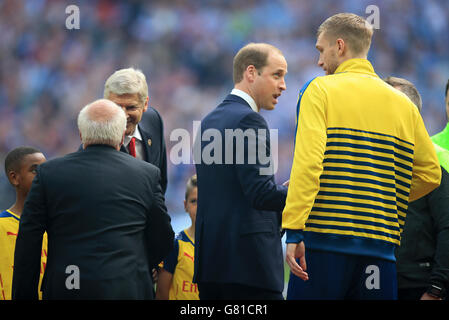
[1,0,448,232]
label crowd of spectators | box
[1,0,448,223]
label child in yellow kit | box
[156,174,199,300]
[0,146,48,300]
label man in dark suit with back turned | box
[103,67,168,194]
[12,99,174,300]
[194,43,288,299]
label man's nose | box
[279,78,286,91]
[317,58,324,67]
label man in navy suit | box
[194,43,289,299]
[103,68,168,194]
[12,99,173,299]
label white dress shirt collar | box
[123,126,145,160]
[124,125,143,146]
[231,88,258,113]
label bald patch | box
[233,42,284,84]
[86,99,120,122]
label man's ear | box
[8,170,19,188]
[336,38,346,56]
[115,133,125,151]
[79,132,86,149]
[245,65,258,83]
[143,96,149,112]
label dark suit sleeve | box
[428,167,449,289]
[146,168,174,268]
[12,167,47,300]
[144,108,168,194]
[234,112,287,212]
[156,110,168,195]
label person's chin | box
[262,104,275,111]
[126,124,136,136]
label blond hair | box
[185,174,198,200]
[317,13,373,57]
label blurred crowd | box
[1,0,448,223]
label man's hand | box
[421,292,443,300]
[286,242,308,281]
[152,268,159,283]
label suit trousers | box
[287,249,397,300]
[198,282,284,300]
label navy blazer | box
[193,94,287,292]
[134,107,168,194]
[12,145,174,299]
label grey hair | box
[103,67,149,105]
[77,99,127,147]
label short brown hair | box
[317,13,373,56]
[384,76,422,112]
[232,43,282,84]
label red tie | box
[128,137,136,158]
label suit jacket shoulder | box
[140,107,164,132]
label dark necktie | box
[128,137,136,158]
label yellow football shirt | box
[0,209,47,300]
[163,230,199,300]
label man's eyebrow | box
[274,68,287,74]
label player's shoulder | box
[176,230,195,245]
[0,210,19,232]
[175,230,187,241]
[299,76,327,94]
[379,79,419,112]
[0,210,18,220]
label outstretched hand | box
[286,242,309,281]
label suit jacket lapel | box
[138,125,153,163]
[120,144,128,154]
[119,127,152,162]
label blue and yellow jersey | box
[163,230,199,300]
[0,210,47,300]
[282,59,441,261]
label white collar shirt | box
[124,126,144,160]
[230,88,258,113]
